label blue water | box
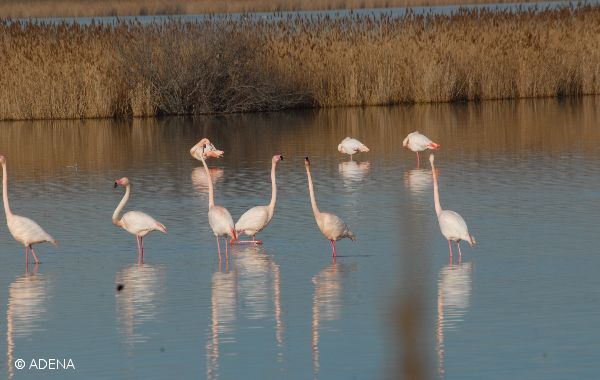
[0,97,599,379]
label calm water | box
[0,97,600,379]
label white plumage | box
[337,137,369,160]
[1,155,56,265]
[429,154,475,256]
[190,138,223,161]
[235,155,282,242]
[403,131,440,152]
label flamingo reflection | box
[115,264,165,347]
[436,261,473,379]
[207,247,285,380]
[191,166,224,195]
[338,161,370,189]
[312,263,343,380]
[403,168,432,194]
[7,268,50,379]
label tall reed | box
[1,5,599,120]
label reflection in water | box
[115,264,165,347]
[6,269,50,379]
[338,161,370,189]
[312,263,343,380]
[207,247,285,380]
[436,262,473,379]
[403,168,432,194]
[191,167,224,195]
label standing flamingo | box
[403,131,440,167]
[198,145,237,259]
[234,155,283,244]
[113,177,167,263]
[429,154,475,257]
[305,157,355,259]
[337,137,369,161]
[190,138,224,161]
[0,155,56,267]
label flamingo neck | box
[305,165,321,218]
[1,163,13,218]
[431,162,443,217]
[113,184,130,225]
[200,156,215,208]
[268,161,277,217]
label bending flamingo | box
[199,145,237,258]
[0,155,56,266]
[429,154,475,257]
[403,131,440,167]
[305,157,355,259]
[337,137,369,161]
[234,155,283,244]
[190,138,224,161]
[113,177,167,263]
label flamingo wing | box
[121,211,165,236]
[408,132,439,151]
[208,206,235,237]
[319,212,356,241]
[235,206,270,236]
[8,215,55,246]
[340,137,369,155]
[438,210,471,242]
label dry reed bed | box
[1,5,599,120]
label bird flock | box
[0,131,476,267]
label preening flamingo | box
[190,138,224,161]
[429,154,475,257]
[0,155,56,266]
[337,137,369,161]
[305,157,356,259]
[403,131,440,167]
[113,177,167,263]
[198,145,237,258]
[234,155,283,244]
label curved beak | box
[280,155,284,161]
[113,182,118,188]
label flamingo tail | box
[156,222,168,234]
[359,145,370,152]
[469,234,476,247]
[428,142,441,150]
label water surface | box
[0,97,600,379]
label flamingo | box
[429,154,475,257]
[0,155,57,266]
[234,155,283,244]
[113,177,167,263]
[337,137,369,161]
[304,157,355,259]
[198,144,237,259]
[190,138,224,161]
[403,131,440,167]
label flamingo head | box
[337,143,343,153]
[429,154,435,165]
[114,177,130,188]
[191,138,224,160]
[272,154,284,163]
[0,155,5,165]
[402,136,409,147]
[304,156,310,166]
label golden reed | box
[1,5,599,120]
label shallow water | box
[0,97,600,379]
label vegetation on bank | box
[1,0,548,18]
[1,5,599,120]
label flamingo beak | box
[280,155,284,161]
[113,181,118,188]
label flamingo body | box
[120,211,167,237]
[337,137,369,160]
[235,155,282,242]
[209,206,236,239]
[6,215,55,247]
[403,131,440,153]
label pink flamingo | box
[190,138,224,161]
[429,154,475,258]
[113,177,167,263]
[305,157,356,259]
[403,131,440,167]
[198,144,237,259]
[234,155,283,244]
[337,137,369,161]
[0,155,57,266]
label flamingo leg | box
[25,246,29,268]
[225,237,229,259]
[416,151,420,167]
[140,237,145,264]
[329,240,337,260]
[350,154,353,161]
[30,246,39,264]
[136,236,141,264]
[216,236,222,261]
[448,240,453,257]
[457,241,463,259]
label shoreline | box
[1,5,599,121]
